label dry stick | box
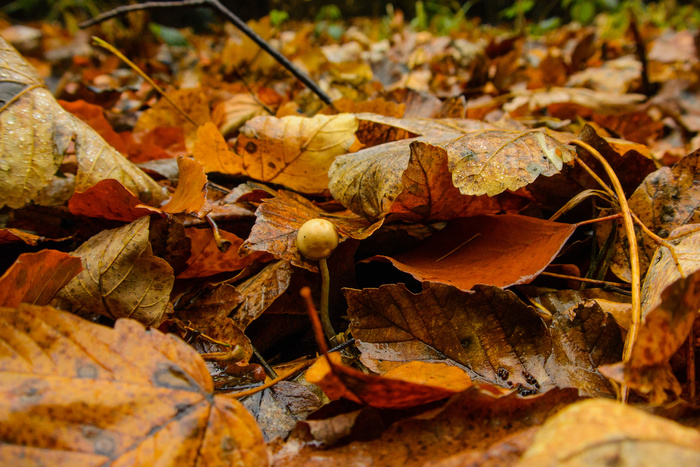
[227,361,311,399]
[571,140,640,403]
[79,0,333,105]
[92,36,199,128]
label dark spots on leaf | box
[522,370,538,387]
[497,367,509,380]
[152,363,199,391]
[267,162,276,169]
[245,142,257,153]
[221,436,237,453]
[517,386,538,396]
[77,363,98,379]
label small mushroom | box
[297,219,339,342]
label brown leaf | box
[0,304,267,466]
[234,113,359,194]
[241,190,381,271]
[623,270,700,403]
[274,388,579,466]
[230,260,293,330]
[0,250,82,307]
[369,215,575,291]
[519,399,700,466]
[349,282,618,396]
[53,217,174,325]
[212,93,269,137]
[68,179,161,222]
[161,156,211,217]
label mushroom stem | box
[319,258,336,342]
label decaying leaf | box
[68,179,161,222]
[519,399,700,466]
[603,149,700,281]
[0,304,267,466]
[161,156,211,217]
[53,216,174,325]
[348,282,619,396]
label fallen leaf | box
[519,399,700,466]
[230,260,293,330]
[622,269,700,403]
[274,388,579,466]
[234,113,359,194]
[68,179,161,222]
[603,148,700,281]
[0,304,267,466]
[53,216,174,325]
[59,99,129,153]
[0,250,82,306]
[192,121,243,175]
[368,215,575,291]
[348,282,618,396]
[212,93,269,137]
[178,227,266,279]
[305,352,471,409]
[161,156,211,217]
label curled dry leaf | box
[519,399,700,466]
[330,121,573,221]
[241,190,382,271]
[212,93,269,137]
[0,37,167,208]
[368,215,575,291]
[161,156,211,217]
[53,216,174,325]
[0,250,82,307]
[0,304,267,466]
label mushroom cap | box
[296,219,339,260]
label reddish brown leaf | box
[369,215,575,291]
[305,352,474,409]
[68,179,161,222]
[179,227,267,279]
[0,250,82,307]
[59,99,129,153]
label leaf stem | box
[571,139,640,403]
[319,258,336,343]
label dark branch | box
[80,0,332,105]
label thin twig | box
[539,271,630,288]
[80,0,333,105]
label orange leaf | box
[178,227,267,279]
[0,304,267,466]
[192,121,244,174]
[59,99,129,154]
[368,215,575,291]
[161,156,211,217]
[0,250,82,307]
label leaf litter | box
[1,5,700,466]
